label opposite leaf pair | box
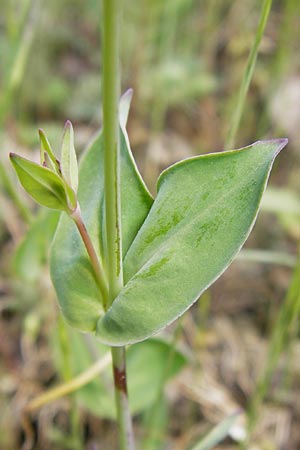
[10,92,288,347]
[10,121,78,214]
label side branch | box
[71,205,108,308]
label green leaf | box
[188,413,240,450]
[39,128,60,174]
[10,153,70,212]
[60,120,78,193]
[54,330,186,419]
[96,139,287,345]
[13,210,60,282]
[119,88,133,129]
[44,151,59,173]
[50,120,153,331]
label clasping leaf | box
[96,138,288,345]
[50,94,154,332]
[48,95,287,343]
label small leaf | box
[39,128,60,173]
[60,120,78,193]
[10,153,70,212]
[44,151,58,173]
[188,413,241,450]
[96,139,287,345]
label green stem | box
[102,1,135,449]
[71,206,108,306]
[225,0,273,149]
[102,0,123,304]
[111,347,135,450]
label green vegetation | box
[1,1,300,449]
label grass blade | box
[188,412,240,450]
[225,0,273,149]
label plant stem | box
[225,0,273,149]
[71,206,108,306]
[102,1,135,449]
[102,0,123,305]
[111,347,135,450]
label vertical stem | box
[225,0,272,149]
[102,1,135,450]
[102,0,123,304]
[111,347,135,450]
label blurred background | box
[0,0,300,449]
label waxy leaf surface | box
[50,127,153,332]
[96,139,287,345]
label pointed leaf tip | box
[272,137,288,155]
[255,137,288,155]
[119,89,133,129]
[64,119,73,130]
[96,139,286,345]
[61,120,78,193]
[38,128,59,172]
[121,88,133,102]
